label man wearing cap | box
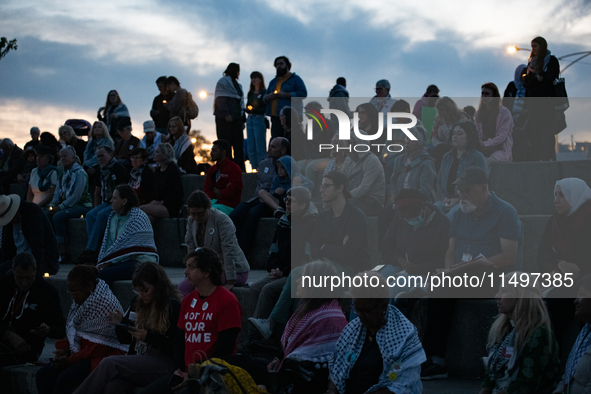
[0,194,60,276]
[420,166,522,381]
[113,117,140,169]
[24,127,41,151]
[139,120,162,163]
[0,252,65,368]
[310,171,370,270]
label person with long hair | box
[480,272,560,394]
[59,125,87,165]
[523,36,560,161]
[83,121,115,170]
[73,263,183,394]
[35,265,127,394]
[431,96,467,148]
[48,146,93,264]
[96,185,158,285]
[139,142,184,224]
[538,178,591,344]
[475,82,514,172]
[246,71,267,169]
[214,63,246,172]
[97,90,130,142]
[139,248,242,393]
[39,132,63,166]
[436,120,486,212]
[166,116,198,175]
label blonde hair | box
[91,121,113,142]
[488,272,553,353]
[58,125,77,143]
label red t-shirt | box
[178,286,242,368]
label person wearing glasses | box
[72,262,183,394]
[128,147,157,205]
[0,253,64,369]
[36,265,127,394]
[420,166,523,380]
[177,190,249,296]
[369,79,398,130]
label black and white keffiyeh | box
[66,279,128,353]
[486,328,517,381]
[98,207,158,265]
[329,305,425,394]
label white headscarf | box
[555,178,591,216]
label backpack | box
[184,92,200,121]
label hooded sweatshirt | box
[271,156,314,194]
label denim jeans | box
[229,200,272,258]
[85,202,112,251]
[246,114,267,170]
[50,205,91,244]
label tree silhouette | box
[189,129,212,164]
[0,37,18,61]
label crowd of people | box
[0,35,589,394]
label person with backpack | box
[165,76,199,129]
[214,63,246,172]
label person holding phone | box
[73,263,182,394]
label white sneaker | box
[248,318,272,340]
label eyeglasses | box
[132,288,149,295]
[189,210,207,218]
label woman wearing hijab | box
[523,36,560,161]
[475,82,514,172]
[480,273,560,394]
[214,63,246,172]
[538,178,591,343]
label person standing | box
[265,56,307,139]
[97,90,130,143]
[327,77,352,123]
[523,36,560,161]
[150,76,173,135]
[245,71,267,169]
[214,63,246,172]
[24,127,41,151]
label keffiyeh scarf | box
[66,279,128,353]
[214,75,245,114]
[140,132,161,160]
[98,207,158,266]
[564,324,591,386]
[172,133,193,162]
[281,299,347,367]
[330,305,426,394]
[486,328,517,382]
[129,165,145,189]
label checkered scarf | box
[564,324,591,386]
[66,279,128,353]
[98,207,158,265]
[486,328,517,381]
[329,305,425,394]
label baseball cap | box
[453,166,488,189]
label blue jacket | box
[436,149,486,201]
[264,73,307,117]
